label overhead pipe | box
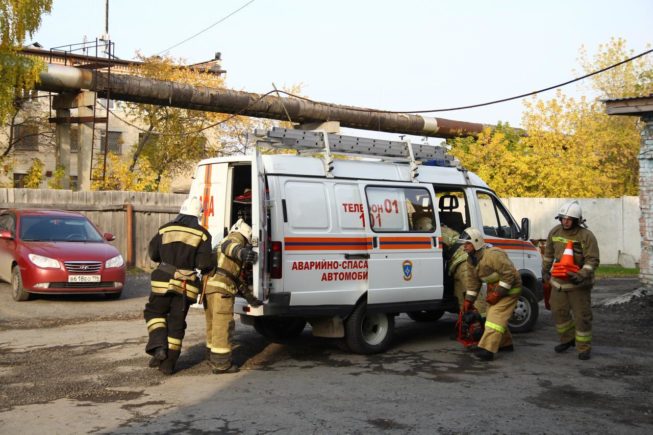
[37,64,487,139]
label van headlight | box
[28,253,61,269]
[106,255,124,269]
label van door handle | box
[345,253,370,260]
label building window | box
[12,124,39,151]
[13,173,27,188]
[70,176,78,191]
[99,130,123,154]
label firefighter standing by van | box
[144,197,213,375]
[460,228,522,361]
[204,219,261,374]
[542,201,600,360]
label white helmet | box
[556,201,582,220]
[230,218,252,243]
[458,227,485,250]
[180,197,203,218]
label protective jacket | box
[464,246,522,302]
[148,215,213,301]
[542,225,600,291]
[441,225,467,276]
[205,231,248,296]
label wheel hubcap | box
[361,313,388,345]
[511,297,529,325]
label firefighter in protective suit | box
[542,201,600,360]
[460,228,522,361]
[144,197,213,375]
[204,219,261,374]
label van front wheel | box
[508,286,539,333]
[345,302,394,354]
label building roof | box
[604,94,653,116]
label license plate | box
[68,275,101,283]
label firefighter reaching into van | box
[204,218,261,374]
[460,228,522,361]
[542,201,599,361]
[144,197,213,375]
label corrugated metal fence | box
[0,189,186,270]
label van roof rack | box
[255,127,453,163]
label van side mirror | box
[520,218,530,240]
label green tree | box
[23,157,43,188]
[0,0,52,124]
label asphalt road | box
[0,274,651,434]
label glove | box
[239,284,263,307]
[567,271,584,285]
[239,246,258,264]
[542,271,551,283]
[462,299,474,312]
[543,281,552,310]
[486,289,503,305]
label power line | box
[156,0,257,56]
[275,47,653,114]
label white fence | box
[505,197,640,266]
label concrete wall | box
[504,197,641,266]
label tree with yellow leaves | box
[450,38,651,198]
[0,0,52,124]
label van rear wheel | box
[345,302,394,354]
[253,317,307,342]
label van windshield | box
[20,216,104,242]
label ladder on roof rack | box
[254,127,455,180]
[256,127,452,161]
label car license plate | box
[68,275,101,283]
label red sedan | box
[0,209,126,301]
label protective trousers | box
[478,293,519,353]
[204,292,235,370]
[550,287,592,353]
[143,292,190,371]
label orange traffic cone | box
[552,240,580,279]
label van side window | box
[365,186,435,233]
[476,191,519,239]
[285,181,330,230]
[435,190,468,234]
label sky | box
[30,0,653,142]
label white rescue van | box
[189,128,543,354]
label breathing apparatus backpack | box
[456,310,485,347]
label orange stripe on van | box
[379,236,433,250]
[285,237,373,251]
[201,164,212,228]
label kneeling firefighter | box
[460,228,522,361]
[144,197,213,374]
[203,219,261,374]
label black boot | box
[498,344,514,352]
[473,347,494,361]
[554,339,575,353]
[211,363,240,374]
[578,349,591,360]
[148,347,167,368]
[159,350,180,375]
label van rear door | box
[189,160,230,243]
[250,150,267,302]
[364,184,444,305]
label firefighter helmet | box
[230,218,252,243]
[458,227,485,250]
[556,201,582,220]
[179,197,203,218]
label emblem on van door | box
[402,260,413,281]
